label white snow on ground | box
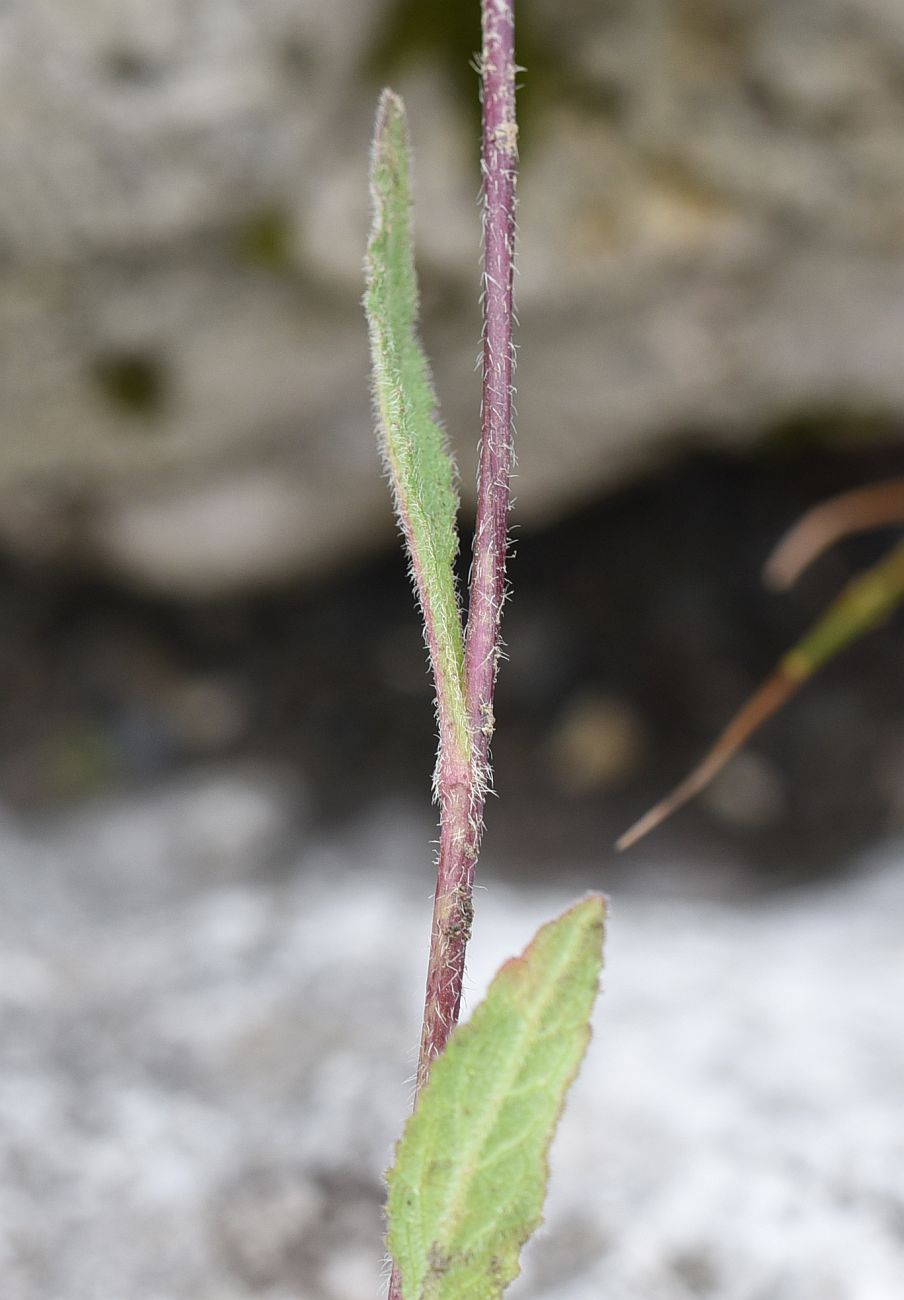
[0,768,902,1299]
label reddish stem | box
[414,0,518,1094]
[388,4,517,1296]
[414,777,477,1089]
[466,0,518,778]
[408,0,518,1098]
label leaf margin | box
[387,893,606,1299]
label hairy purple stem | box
[466,0,518,773]
[415,0,517,1097]
[388,5,517,1297]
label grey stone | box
[2,1,904,590]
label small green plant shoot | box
[364,4,605,1297]
[364,0,904,1289]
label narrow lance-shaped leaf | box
[387,895,606,1299]
[364,90,470,770]
[618,536,904,850]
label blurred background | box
[2,2,904,1297]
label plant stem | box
[414,0,517,1099]
[466,0,518,776]
[388,3,516,1295]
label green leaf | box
[387,895,606,1299]
[364,90,470,765]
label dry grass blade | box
[618,535,904,851]
[615,673,796,851]
[765,477,904,590]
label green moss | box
[364,0,576,154]
[762,408,900,458]
[46,727,114,801]
[366,0,482,108]
[92,351,167,418]
[234,207,295,270]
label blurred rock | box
[2,1,904,591]
[52,765,304,903]
[0,784,902,1298]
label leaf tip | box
[372,88,407,164]
[567,892,607,940]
